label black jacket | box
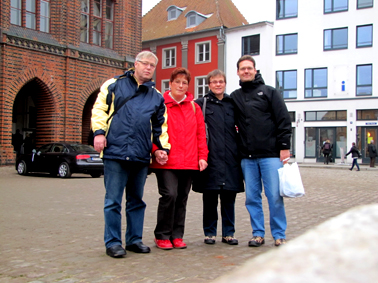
[230,73,292,159]
[192,91,244,193]
[346,146,361,158]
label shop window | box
[357,109,378,120]
[276,34,298,55]
[305,111,347,121]
[324,0,348,13]
[324,27,348,50]
[356,64,372,96]
[276,0,298,19]
[356,25,373,48]
[276,70,297,98]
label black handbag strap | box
[202,96,207,121]
[106,92,139,123]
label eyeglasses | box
[209,80,225,85]
[137,60,156,68]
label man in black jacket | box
[230,55,292,247]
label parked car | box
[16,142,104,178]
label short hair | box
[170,67,191,83]
[135,51,158,65]
[352,142,356,145]
[237,55,256,70]
[206,69,226,84]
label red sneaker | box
[154,238,173,250]
[172,238,187,249]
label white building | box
[225,0,377,164]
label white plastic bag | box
[278,162,305,198]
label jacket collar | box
[163,90,194,107]
[239,73,265,91]
[205,91,231,102]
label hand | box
[94,134,107,152]
[154,150,168,165]
[199,159,208,172]
[280,149,291,164]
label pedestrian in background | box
[367,140,377,168]
[346,142,361,171]
[150,67,208,250]
[321,139,332,164]
[231,55,292,247]
[193,69,244,246]
[91,51,170,258]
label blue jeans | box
[350,158,360,170]
[241,158,287,240]
[103,159,148,248]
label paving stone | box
[0,164,377,282]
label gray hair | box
[135,51,158,65]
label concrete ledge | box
[213,204,378,283]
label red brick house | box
[0,0,141,165]
[142,0,247,97]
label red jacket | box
[150,91,208,170]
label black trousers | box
[154,169,193,240]
[370,157,376,167]
[323,153,330,164]
[202,189,237,237]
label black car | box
[16,143,104,178]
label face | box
[208,75,226,97]
[134,57,157,84]
[237,60,257,82]
[169,74,189,99]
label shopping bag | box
[278,162,305,198]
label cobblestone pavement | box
[0,164,377,283]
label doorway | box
[358,127,378,164]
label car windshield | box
[69,144,97,152]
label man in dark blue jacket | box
[231,55,292,247]
[91,51,170,258]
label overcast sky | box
[142,0,259,24]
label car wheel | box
[90,172,102,178]
[17,160,28,175]
[58,162,72,178]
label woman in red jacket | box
[150,67,208,249]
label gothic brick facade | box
[0,0,141,165]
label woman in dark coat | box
[193,69,244,245]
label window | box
[161,80,170,93]
[276,33,298,55]
[80,0,114,48]
[356,24,373,48]
[167,6,183,20]
[324,27,348,50]
[305,68,328,98]
[357,109,378,120]
[242,35,260,55]
[357,0,373,9]
[324,0,348,13]
[196,77,209,99]
[288,112,296,122]
[196,41,211,63]
[186,11,206,28]
[305,111,347,121]
[40,0,50,33]
[356,64,372,96]
[162,47,176,68]
[276,70,297,98]
[10,0,50,32]
[276,0,298,19]
[11,0,22,26]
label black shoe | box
[204,236,216,244]
[222,236,238,245]
[349,168,352,171]
[106,245,126,258]
[248,236,265,247]
[126,242,151,253]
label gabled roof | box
[142,0,248,42]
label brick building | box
[0,0,141,165]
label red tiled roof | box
[142,0,248,42]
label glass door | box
[360,127,378,164]
[316,128,335,162]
